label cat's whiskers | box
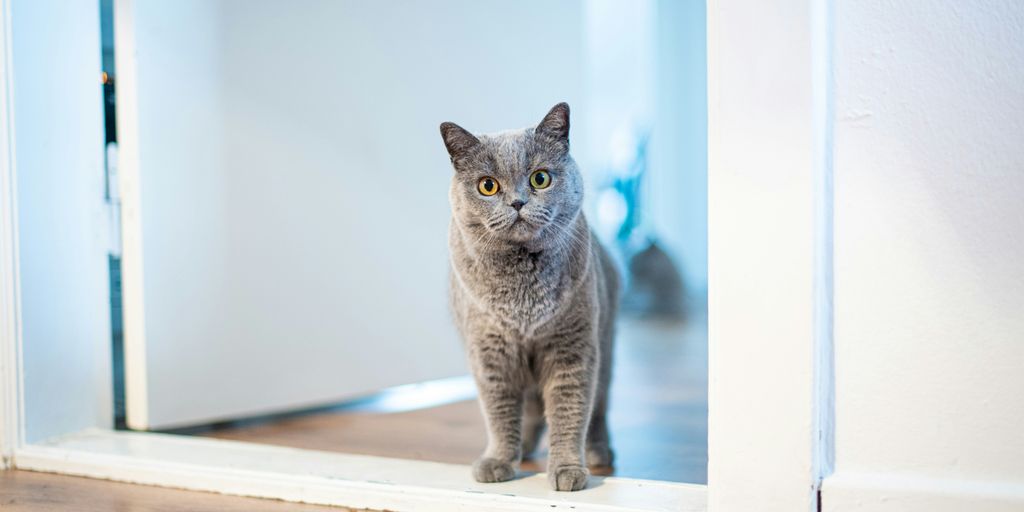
[460,222,499,256]
[522,206,554,226]
[486,209,522,232]
[552,217,592,266]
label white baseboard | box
[823,470,1024,512]
[14,429,706,512]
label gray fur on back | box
[440,103,619,492]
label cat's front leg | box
[540,335,597,492]
[468,334,526,484]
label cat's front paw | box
[472,457,516,483]
[548,464,589,491]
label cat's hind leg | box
[521,388,546,460]
[588,275,617,470]
[585,393,614,469]
[585,352,614,468]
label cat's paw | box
[548,464,589,491]
[586,443,614,468]
[472,457,516,483]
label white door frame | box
[0,0,23,470]
[0,0,834,510]
[706,0,833,509]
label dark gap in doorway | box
[100,0,126,430]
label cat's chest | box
[466,252,570,332]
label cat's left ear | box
[536,102,570,145]
[440,122,481,163]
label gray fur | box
[440,103,619,492]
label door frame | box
[706,0,834,509]
[0,0,23,470]
[0,0,835,510]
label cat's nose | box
[510,200,526,211]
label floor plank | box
[0,470,355,511]
[199,313,708,484]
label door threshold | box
[15,429,707,512]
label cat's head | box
[440,103,583,249]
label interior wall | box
[827,1,1024,510]
[12,0,112,442]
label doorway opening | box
[107,0,707,485]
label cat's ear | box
[536,102,570,144]
[439,122,481,163]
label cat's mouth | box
[505,214,543,241]
[500,211,534,227]
[483,209,551,243]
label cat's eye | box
[477,176,500,196]
[530,169,552,189]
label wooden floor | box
[199,313,708,484]
[0,470,353,511]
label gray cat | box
[440,103,619,492]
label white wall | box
[12,0,112,442]
[826,1,1024,510]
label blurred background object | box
[583,0,704,320]
[595,133,687,319]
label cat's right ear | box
[440,122,481,164]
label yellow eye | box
[477,176,500,196]
[530,169,552,189]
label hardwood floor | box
[198,313,708,484]
[0,470,354,511]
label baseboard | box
[823,470,1024,512]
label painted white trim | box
[0,0,23,469]
[822,471,1024,512]
[16,429,707,512]
[706,1,828,510]
[112,0,150,431]
[811,0,836,491]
